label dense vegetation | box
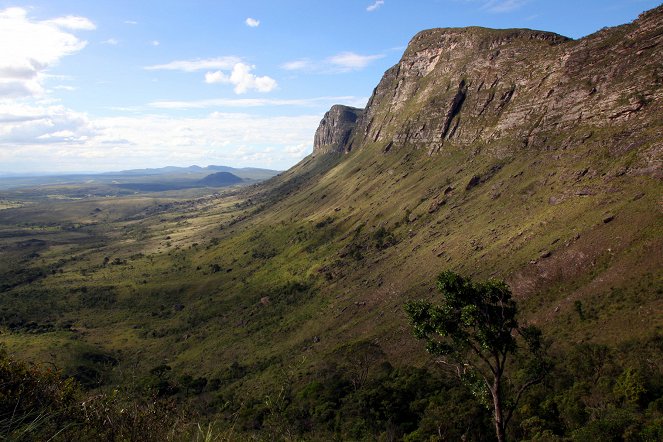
[2,329,662,440]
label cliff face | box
[316,6,662,175]
[313,105,363,154]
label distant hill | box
[197,171,243,187]
[114,171,244,192]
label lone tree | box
[405,271,548,442]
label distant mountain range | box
[100,165,279,177]
[0,165,280,190]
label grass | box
[1,143,660,381]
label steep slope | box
[339,13,661,170]
[263,5,663,340]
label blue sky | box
[0,0,659,173]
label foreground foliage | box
[0,347,195,441]
[2,333,662,441]
[406,271,549,441]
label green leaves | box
[405,271,550,441]
[406,271,520,363]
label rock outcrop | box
[316,6,662,175]
[313,105,363,154]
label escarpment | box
[313,105,364,154]
[317,6,662,174]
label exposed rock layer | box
[313,105,364,154]
[315,6,662,175]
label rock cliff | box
[313,105,363,154]
[316,6,662,175]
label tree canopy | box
[405,271,548,442]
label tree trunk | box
[492,379,506,442]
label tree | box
[405,271,548,442]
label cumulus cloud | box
[146,58,276,94]
[150,40,160,46]
[0,102,93,145]
[366,1,385,12]
[205,63,277,94]
[145,56,242,72]
[44,15,96,30]
[0,7,94,99]
[245,17,260,27]
[102,38,119,45]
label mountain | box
[316,16,661,168]
[197,171,243,186]
[280,7,662,338]
[1,6,661,441]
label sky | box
[0,0,660,174]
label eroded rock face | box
[313,105,364,154]
[340,6,662,175]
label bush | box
[0,347,191,441]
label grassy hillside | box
[0,135,660,438]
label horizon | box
[0,0,660,174]
[0,163,282,178]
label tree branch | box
[504,374,545,428]
[468,340,497,376]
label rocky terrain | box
[313,104,364,154]
[316,6,661,178]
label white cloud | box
[205,63,277,94]
[149,95,367,109]
[44,15,96,30]
[0,107,323,171]
[0,102,93,145]
[0,7,94,99]
[245,17,260,27]
[366,1,385,12]
[281,59,313,71]
[102,38,119,45]
[482,0,528,12]
[327,52,384,71]
[145,57,242,72]
[124,20,138,25]
[282,52,384,74]
[151,40,160,46]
